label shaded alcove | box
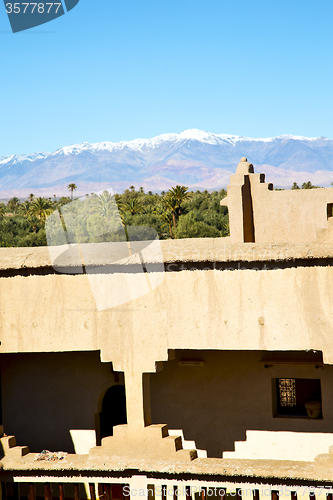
[0,351,115,453]
[99,385,127,440]
[150,349,331,458]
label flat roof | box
[0,238,333,271]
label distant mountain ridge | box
[1,129,333,197]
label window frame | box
[272,377,323,419]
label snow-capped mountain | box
[1,129,333,198]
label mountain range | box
[1,129,333,198]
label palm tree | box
[92,191,119,219]
[67,183,77,200]
[129,185,135,192]
[28,197,54,222]
[7,197,20,212]
[119,211,131,241]
[18,200,31,217]
[168,185,192,215]
[28,193,34,202]
[161,195,178,232]
[120,198,145,216]
[153,203,174,239]
[91,191,122,237]
[160,212,174,239]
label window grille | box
[275,377,322,417]
[278,378,296,407]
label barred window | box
[279,378,296,407]
[275,378,322,417]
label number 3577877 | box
[5,3,62,14]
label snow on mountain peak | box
[178,129,217,141]
[0,129,332,197]
[0,130,329,166]
[0,151,48,166]
[51,143,92,157]
[274,134,325,142]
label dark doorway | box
[99,385,127,439]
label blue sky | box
[1,0,333,156]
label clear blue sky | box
[1,0,333,156]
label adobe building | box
[1,159,333,500]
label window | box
[278,378,296,407]
[274,378,322,417]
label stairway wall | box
[150,350,333,458]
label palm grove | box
[0,184,229,247]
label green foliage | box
[57,196,71,207]
[175,212,221,238]
[0,216,46,247]
[161,195,178,231]
[167,185,192,215]
[301,181,319,189]
[174,189,229,239]
[47,192,123,245]
[18,201,31,216]
[120,198,145,215]
[292,181,320,190]
[7,197,20,212]
[29,197,54,221]
[0,186,230,246]
[131,212,165,237]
